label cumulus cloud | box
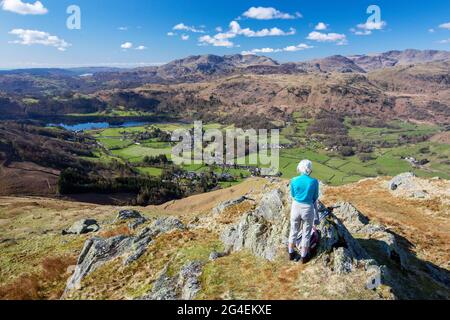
[438,39,450,44]
[315,22,328,31]
[242,6,302,20]
[181,34,190,41]
[173,23,205,33]
[9,29,70,51]
[198,21,296,47]
[118,26,128,31]
[120,42,133,49]
[167,32,176,36]
[198,35,234,48]
[307,31,347,45]
[242,43,313,55]
[351,20,387,36]
[135,45,147,50]
[1,0,47,15]
[439,22,450,30]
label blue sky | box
[0,0,449,68]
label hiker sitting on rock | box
[288,160,320,264]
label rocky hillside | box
[1,175,448,300]
[98,69,449,125]
[348,49,450,72]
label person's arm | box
[313,181,320,225]
[290,179,294,199]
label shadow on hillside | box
[357,230,450,300]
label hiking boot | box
[289,252,300,262]
[300,253,312,264]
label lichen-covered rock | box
[116,210,148,230]
[333,247,353,275]
[388,172,416,191]
[123,227,153,265]
[333,202,370,230]
[150,216,185,235]
[63,216,186,296]
[333,202,408,269]
[64,235,133,291]
[142,267,178,300]
[221,188,289,261]
[178,261,203,300]
[213,196,247,215]
[62,219,100,235]
[116,209,144,221]
[254,189,284,222]
[141,261,203,300]
[128,217,147,230]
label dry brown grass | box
[216,201,255,225]
[99,225,132,238]
[0,255,77,300]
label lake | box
[48,121,150,131]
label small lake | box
[48,121,150,131]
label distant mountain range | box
[0,49,448,125]
[1,49,449,78]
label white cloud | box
[351,20,387,36]
[242,43,313,55]
[181,34,190,41]
[173,23,205,33]
[439,22,450,30]
[428,28,435,33]
[167,32,176,36]
[307,31,347,45]
[118,26,128,31]
[198,35,234,48]
[135,45,147,50]
[120,42,133,49]
[242,7,301,20]
[198,21,296,48]
[438,39,450,44]
[215,26,223,32]
[1,0,47,15]
[315,22,328,31]
[9,29,70,51]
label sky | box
[0,0,449,69]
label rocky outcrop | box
[141,261,203,300]
[213,196,248,215]
[63,216,185,295]
[220,185,389,289]
[65,235,133,291]
[62,219,100,235]
[221,188,289,261]
[388,173,430,199]
[388,172,416,191]
[115,209,148,230]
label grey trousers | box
[289,201,315,257]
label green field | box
[85,119,450,185]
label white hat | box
[297,159,312,176]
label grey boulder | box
[62,219,100,235]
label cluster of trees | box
[109,92,160,112]
[26,96,107,117]
[0,121,96,169]
[58,167,184,206]
[143,154,172,166]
